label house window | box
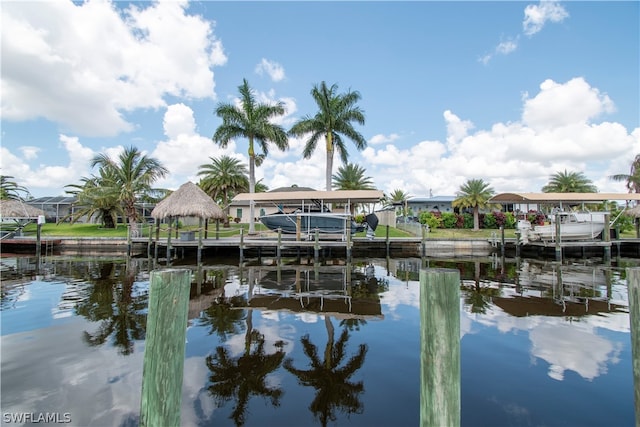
[260,208,265,216]
[236,208,242,220]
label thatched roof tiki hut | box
[0,199,46,238]
[151,182,226,265]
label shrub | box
[483,213,497,229]
[419,211,442,229]
[462,213,474,229]
[441,212,457,228]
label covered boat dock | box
[489,192,640,259]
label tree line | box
[1,78,639,232]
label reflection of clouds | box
[530,323,622,381]
[1,320,143,426]
[464,297,627,381]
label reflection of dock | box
[241,265,385,320]
[492,295,625,317]
[494,260,627,318]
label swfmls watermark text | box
[3,412,72,424]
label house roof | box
[232,189,384,205]
[489,192,640,203]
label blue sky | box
[1,0,638,199]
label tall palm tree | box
[452,179,496,231]
[198,155,249,224]
[213,79,288,234]
[0,175,31,200]
[609,154,640,194]
[541,169,598,193]
[289,81,367,191]
[90,146,168,227]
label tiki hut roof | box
[624,204,640,218]
[151,182,225,219]
[0,199,46,219]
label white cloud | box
[369,133,400,145]
[1,0,226,137]
[0,135,95,196]
[481,0,568,64]
[153,104,237,191]
[523,0,569,36]
[255,58,286,82]
[356,78,636,197]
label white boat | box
[517,211,607,244]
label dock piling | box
[420,268,460,427]
[140,269,190,427]
[627,267,640,427]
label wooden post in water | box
[386,225,390,258]
[154,219,160,264]
[197,217,203,267]
[314,229,320,261]
[627,267,640,427]
[420,268,460,427]
[277,228,282,262]
[346,223,352,262]
[603,213,611,260]
[554,213,562,261]
[239,228,244,263]
[166,216,173,266]
[140,269,190,427]
[35,217,43,260]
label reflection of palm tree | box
[75,262,148,355]
[197,299,245,341]
[284,317,367,426]
[461,262,501,314]
[206,308,285,426]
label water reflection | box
[0,255,636,426]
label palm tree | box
[609,154,640,194]
[332,163,374,190]
[385,189,410,218]
[63,173,123,228]
[90,146,168,227]
[0,175,31,200]
[198,155,249,225]
[542,170,598,193]
[452,179,496,231]
[332,163,375,215]
[289,81,367,191]
[213,79,288,234]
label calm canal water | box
[1,254,637,426]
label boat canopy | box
[489,192,640,203]
[232,189,384,205]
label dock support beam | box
[627,268,640,427]
[603,213,611,261]
[140,269,190,427]
[420,268,460,427]
[554,213,562,262]
[386,225,390,258]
